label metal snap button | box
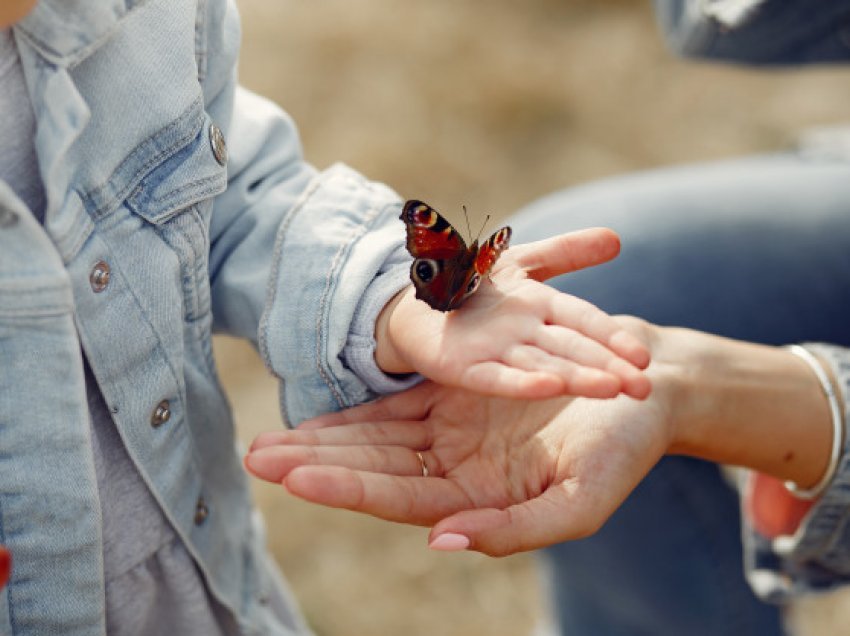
[89,261,111,293]
[194,496,209,525]
[209,123,228,166]
[150,400,171,428]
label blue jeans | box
[510,153,850,636]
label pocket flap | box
[126,116,227,224]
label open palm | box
[246,377,673,556]
[380,228,651,400]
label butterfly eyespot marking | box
[412,259,440,284]
[409,204,437,228]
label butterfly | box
[400,199,512,312]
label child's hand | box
[375,228,651,400]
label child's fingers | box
[534,326,651,399]
[283,465,472,527]
[501,345,621,399]
[508,228,621,282]
[458,362,568,399]
[547,293,650,370]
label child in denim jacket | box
[0,0,651,633]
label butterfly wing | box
[474,226,512,276]
[400,200,476,312]
[400,200,467,258]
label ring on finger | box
[415,451,429,478]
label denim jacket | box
[657,0,850,603]
[0,1,412,633]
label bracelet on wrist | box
[783,344,845,500]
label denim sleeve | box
[210,88,420,426]
[199,3,416,425]
[742,343,850,603]
[654,0,850,65]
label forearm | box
[659,327,835,489]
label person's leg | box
[510,153,850,636]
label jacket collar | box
[15,0,137,68]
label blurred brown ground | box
[216,1,850,635]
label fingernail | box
[244,453,260,474]
[428,533,470,551]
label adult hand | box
[246,319,833,556]
[248,320,671,556]
[375,228,651,400]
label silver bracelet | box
[783,345,845,500]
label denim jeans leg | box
[510,152,850,636]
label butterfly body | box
[400,200,511,312]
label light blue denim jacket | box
[0,1,413,633]
[657,0,850,603]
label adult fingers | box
[508,228,620,282]
[246,443,440,483]
[250,419,431,452]
[250,383,439,451]
[301,382,438,430]
[283,465,473,527]
[428,481,605,556]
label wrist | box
[662,329,834,488]
[374,285,416,375]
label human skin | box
[0,0,37,28]
[373,228,651,401]
[245,317,833,556]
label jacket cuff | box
[343,256,423,395]
[259,163,408,426]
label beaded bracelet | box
[783,345,845,500]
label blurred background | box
[216,1,850,634]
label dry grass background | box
[214,2,850,635]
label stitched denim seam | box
[15,5,131,70]
[194,0,208,83]
[128,174,224,224]
[81,96,204,220]
[62,206,96,265]
[91,240,189,410]
[258,176,322,388]
[0,305,72,318]
[0,283,73,317]
[315,200,385,409]
[315,226,364,410]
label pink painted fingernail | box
[428,533,470,551]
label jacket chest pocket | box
[124,117,228,323]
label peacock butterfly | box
[400,199,512,312]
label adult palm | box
[247,371,673,556]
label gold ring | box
[415,451,429,478]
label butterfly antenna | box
[462,205,473,242]
[475,214,491,242]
